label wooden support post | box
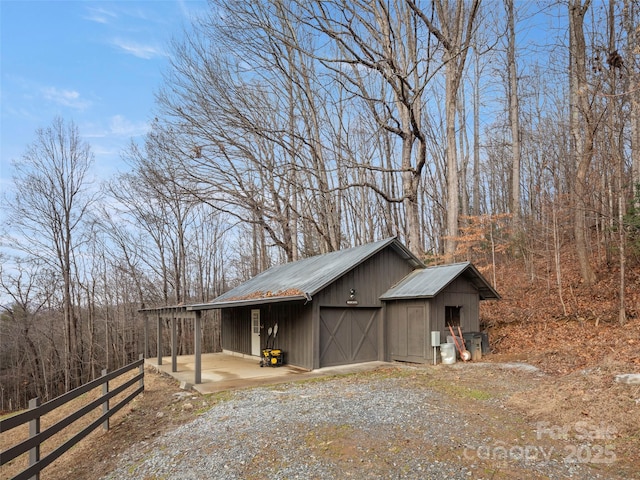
[102,369,109,431]
[171,314,177,373]
[28,397,40,480]
[157,313,162,366]
[194,311,202,384]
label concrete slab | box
[145,353,389,394]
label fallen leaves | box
[223,288,304,302]
[480,251,640,375]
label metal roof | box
[188,237,423,310]
[379,262,500,301]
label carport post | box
[194,311,202,384]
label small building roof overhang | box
[187,294,309,310]
[380,262,500,301]
[138,304,190,314]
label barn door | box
[319,308,379,368]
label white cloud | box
[177,0,206,21]
[111,38,164,59]
[41,86,92,110]
[109,115,149,137]
[80,116,148,141]
[177,0,190,18]
[83,6,118,24]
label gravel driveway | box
[101,367,618,479]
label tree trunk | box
[401,134,422,255]
[569,0,596,286]
[473,44,481,216]
[506,0,521,224]
[609,0,626,325]
[409,0,480,260]
[624,0,640,209]
[444,60,460,260]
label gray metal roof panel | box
[207,237,423,308]
[380,262,500,300]
[188,294,308,310]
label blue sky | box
[1,0,206,194]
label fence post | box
[28,397,40,480]
[143,313,149,359]
[171,315,177,372]
[139,353,144,389]
[102,369,109,431]
[194,311,202,384]
[157,313,163,366]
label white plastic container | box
[440,342,456,364]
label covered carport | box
[147,351,310,394]
[140,303,309,391]
[140,305,206,385]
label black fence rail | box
[0,355,145,480]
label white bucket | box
[440,342,456,364]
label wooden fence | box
[0,355,145,480]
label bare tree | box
[284,0,441,255]
[8,117,97,391]
[569,0,597,286]
[604,0,627,325]
[111,135,197,306]
[505,0,521,223]
[0,258,56,407]
[623,0,640,208]
[408,0,481,259]
[156,2,353,261]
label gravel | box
[101,368,614,479]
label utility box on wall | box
[430,331,441,365]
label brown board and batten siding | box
[429,277,480,337]
[313,247,415,308]
[313,246,415,368]
[221,306,252,355]
[221,302,314,369]
[261,302,313,369]
[381,262,500,364]
[386,281,479,363]
[211,238,423,370]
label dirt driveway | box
[6,358,639,480]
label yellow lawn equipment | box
[261,348,284,367]
[260,323,284,367]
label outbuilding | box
[186,237,499,371]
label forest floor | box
[2,255,640,479]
